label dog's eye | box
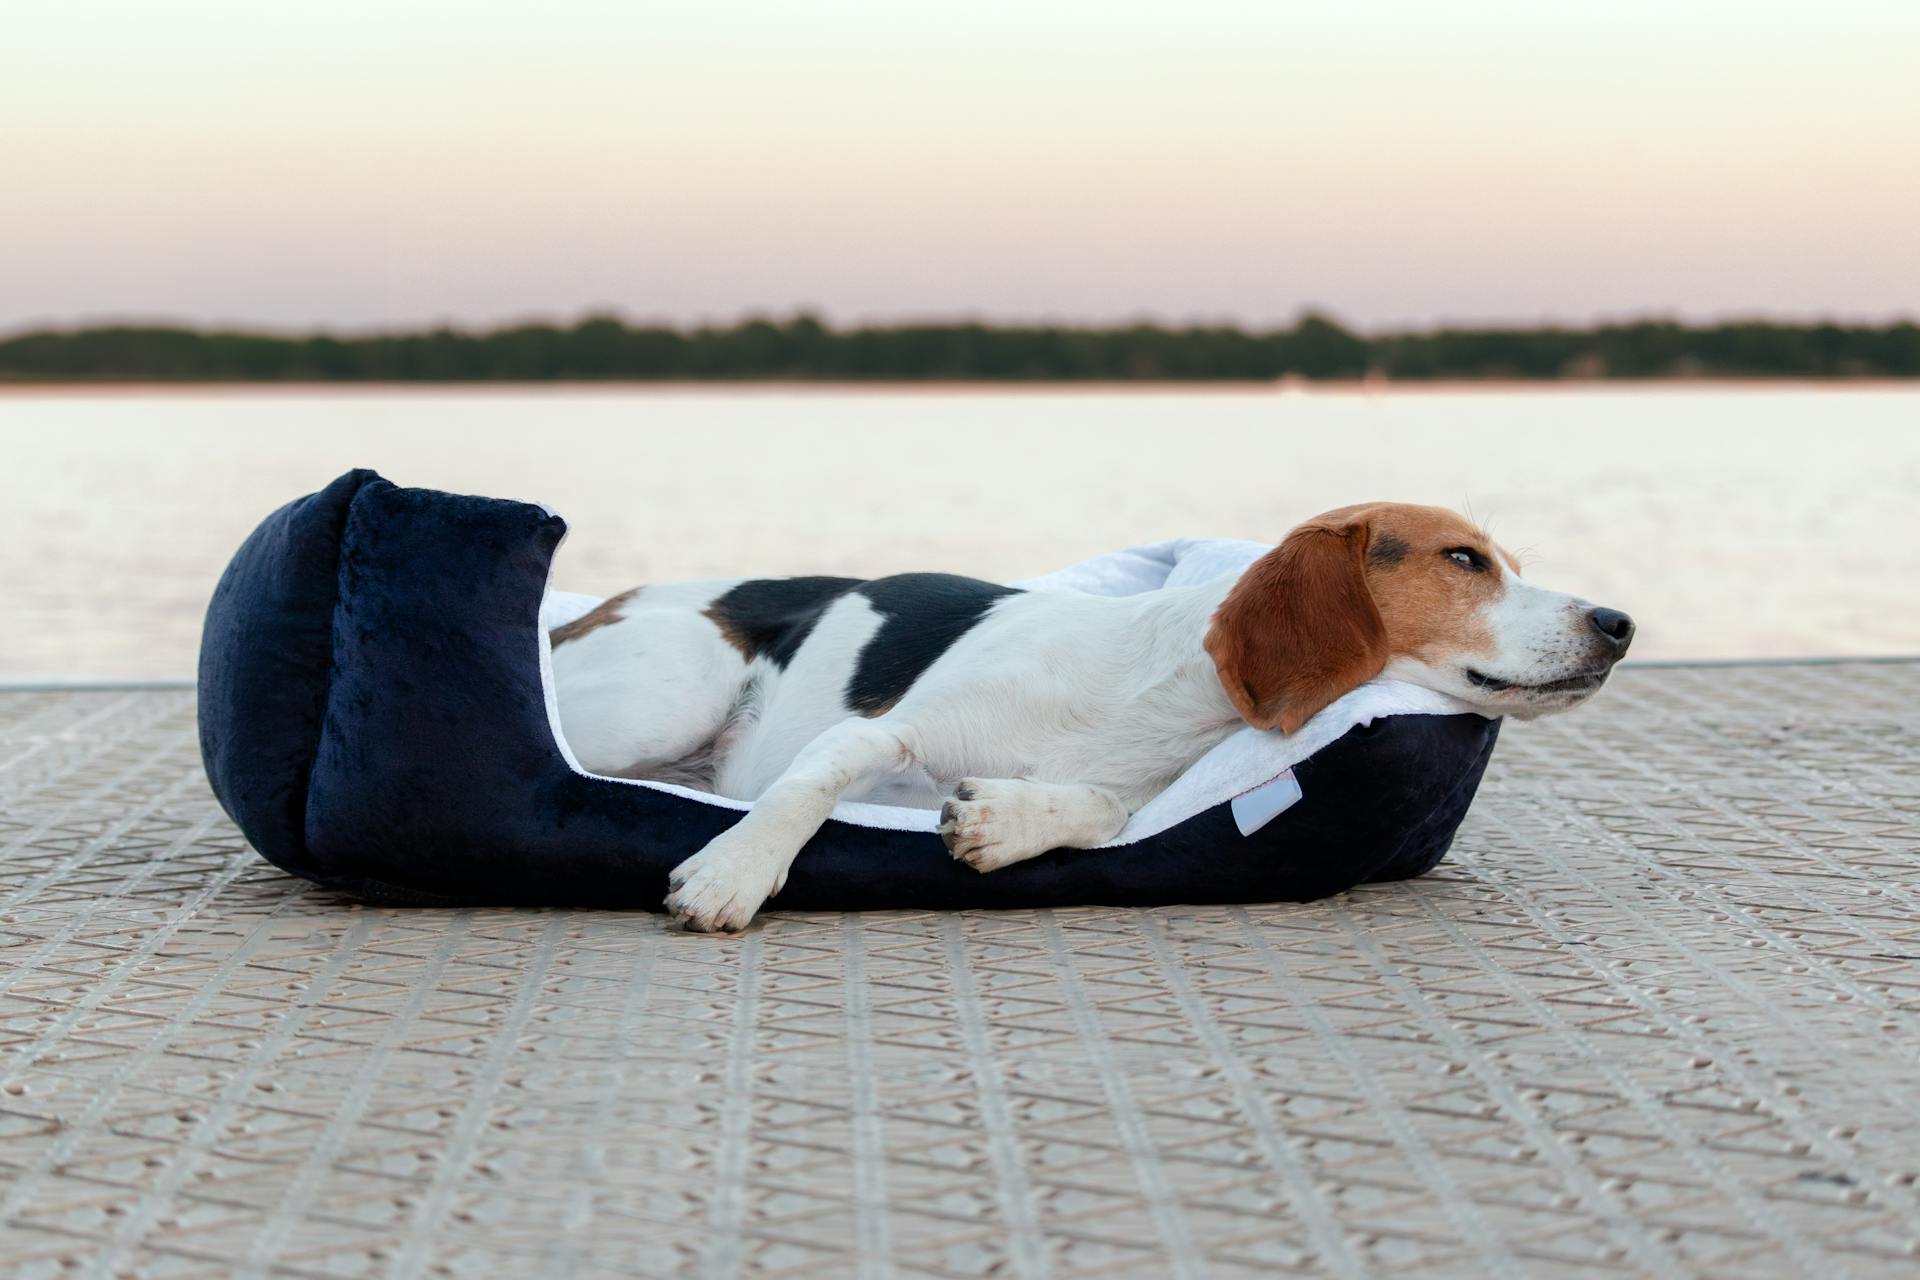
[1446,547,1488,572]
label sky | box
[3,0,1917,333]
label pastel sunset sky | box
[4,0,1916,332]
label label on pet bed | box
[1231,769,1303,836]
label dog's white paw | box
[664,831,788,933]
[939,778,1046,874]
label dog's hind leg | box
[939,779,1129,873]
[550,607,748,783]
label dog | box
[550,503,1633,931]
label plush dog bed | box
[197,470,1501,909]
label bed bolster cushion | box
[197,467,380,882]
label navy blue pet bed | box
[196,470,1500,910]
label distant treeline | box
[3,313,1917,381]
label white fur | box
[1487,574,1605,679]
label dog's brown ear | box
[1204,514,1388,734]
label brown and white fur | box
[550,503,1634,932]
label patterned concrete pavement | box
[1,662,1917,1278]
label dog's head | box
[1205,502,1633,733]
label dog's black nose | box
[1588,606,1635,651]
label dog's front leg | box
[665,719,914,932]
[939,779,1129,873]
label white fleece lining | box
[535,537,1485,845]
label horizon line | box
[7,307,1920,344]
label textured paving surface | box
[2,663,1918,1278]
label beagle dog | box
[551,503,1633,932]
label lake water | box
[1,384,1916,680]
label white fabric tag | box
[1230,769,1303,836]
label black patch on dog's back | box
[705,576,863,667]
[846,574,1022,715]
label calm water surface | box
[1,385,1916,679]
